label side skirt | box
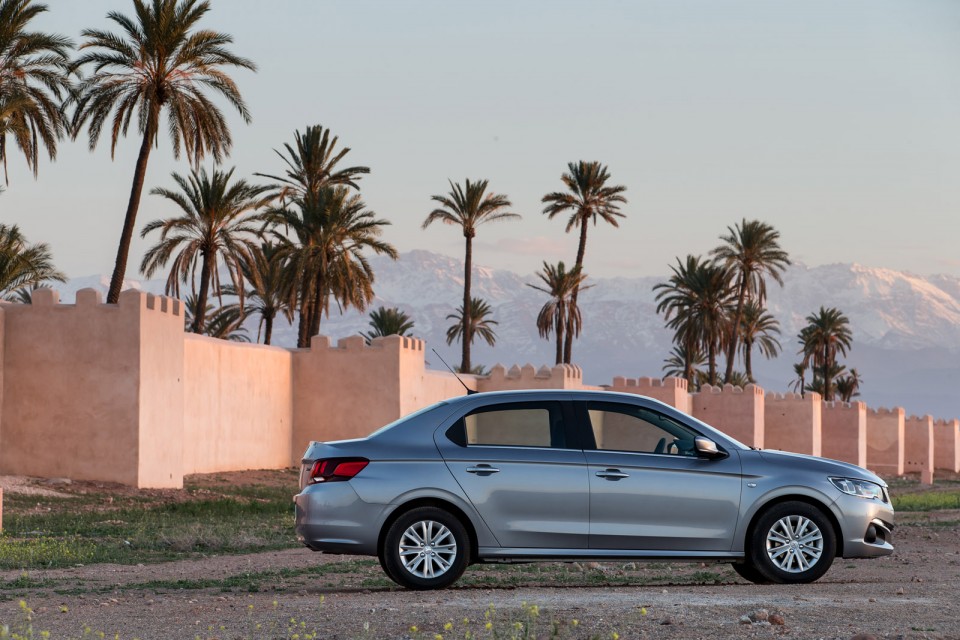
[476,548,746,563]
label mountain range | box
[59,250,960,420]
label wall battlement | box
[307,334,426,353]
[610,376,687,391]
[698,383,764,397]
[486,362,582,382]
[823,400,865,411]
[767,391,821,402]
[867,406,905,417]
[934,418,960,427]
[27,287,184,317]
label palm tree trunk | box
[192,250,214,334]
[724,275,747,383]
[565,219,590,364]
[744,339,754,382]
[555,303,565,365]
[461,233,473,373]
[309,268,325,339]
[264,312,274,345]
[106,122,155,304]
[823,345,833,401]
[708,339,717,386]
[297,278,313,348]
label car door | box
[435,399,589,550]
[580,400,742,551]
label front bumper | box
[833,492,895,559]
[294,482,387,556]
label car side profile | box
[294,390,894,590]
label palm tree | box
[527,261,588,365]
[0,0,72,184]
[362,306,414,343]
[789,363,807,397]
[711,219,791,384]
[739,300,781,383]
[0,222,65,297]
[798,306,853,402]
[256,125,369,203]
[239,241,291,345]
[446,297,498,370]
[423,178,518,373]
[835,368,863,403]
[70,0,256,305]
[542,161,627,363]
[264,187,396,347]
[662,344,707,389]
[182,293,249,341]
[654,255,734,386]
[140,167,271,334]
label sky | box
[3,0,960,280]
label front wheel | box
[748,501,836,584]
[381,506,470,590]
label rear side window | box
[447,401,569,449]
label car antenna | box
[432,348,477,395]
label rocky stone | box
[769,613,785,626]
[896,587,904,595]
[749,609,769,622]
[739,615,752,625]
[850,634,878,640]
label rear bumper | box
[294,483,386,556]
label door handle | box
[596,469,629,479]
[466,465,500,474]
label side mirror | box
[694,436,727,460]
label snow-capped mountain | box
[58,250,960,419]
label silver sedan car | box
[294,390,894,590]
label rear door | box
[436,399,589,549]
[580,400,742,551]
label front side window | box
[586,402,698,456]
[450,401,568,449]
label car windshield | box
[367,401,449,438]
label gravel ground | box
[2,510,959,640]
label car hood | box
[758,449,886,486]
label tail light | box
[308,457,369,483]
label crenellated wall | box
[764,392,821,456]
[0,290,957,486]
[182,334,293,475]
[904,415,934,485]
[866,407,905,476]
[691,384,765,448]
[0,288,184,487]
[934,419,960,473]
[821,401,867,467]
[478,363,584,392]
[608,376,689,411]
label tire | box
[381,506,470,590]
[378,551,403,587]
[748,501,836,584]
[731,561,772,584]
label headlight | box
[830,477,886,501]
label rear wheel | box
[748,501,836,584]
[381,506,470,590]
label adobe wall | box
[866,407,904,477]
[478,363,584,392]
[292,335,407,462]
[182,335,293,475]
[608,376,689,411]
[691,384,765,448]
[0,288,184,487]
[764,392,821,456]
[934,419,960,473]
[821,401,867,467]
[904,415,934,484]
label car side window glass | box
[586,402,698,456]
[460,402,568,449]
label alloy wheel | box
[398,520,458,579]
[765,515,824,573]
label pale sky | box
[3,0,960,280]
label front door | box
[438,400,589,549]
[581,401,742,551]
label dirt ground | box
[1,472,959,639]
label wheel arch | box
[378,497,479,563]
[743,493,843,554]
